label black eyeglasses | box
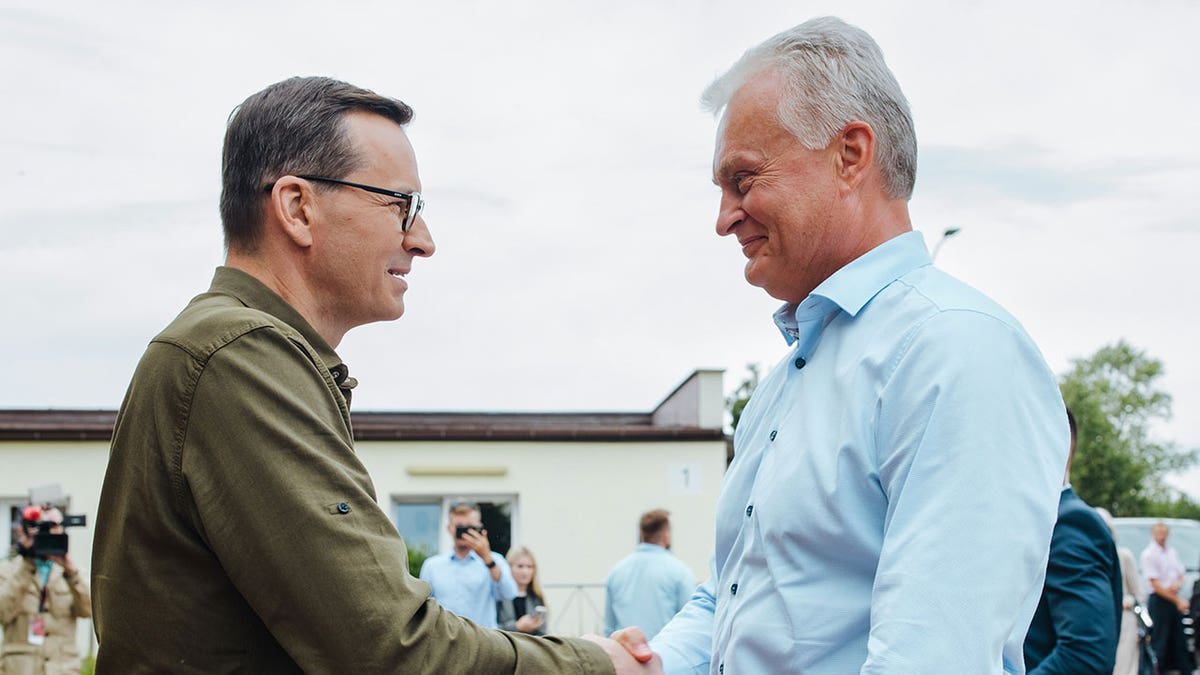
[265,175,424,232]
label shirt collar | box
[636,542,668,553]
[208,266,358,396]
[773,231,931,345]
[452,549,481,563]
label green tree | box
[407,542,434,578]
[1060,340,1197,515]
[726,363,761,432]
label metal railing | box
[541,582,606,637]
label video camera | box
[17,484,86,558]
[20,505,86,557]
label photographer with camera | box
[0,504,91,675]
[418,502,516,628]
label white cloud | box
[2,0,1198,496]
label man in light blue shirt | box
[614,16,1068,675]
[419,502,517,629]
[605,510,696,639]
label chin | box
[371,301,406,324]
[744,267,775,297]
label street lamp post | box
[931,227,961,262]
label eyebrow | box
[713,151,758,186]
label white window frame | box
[0,496,28,558]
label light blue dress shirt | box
[419,550,517,629]
[605,543,697,638]
[651,231,1068,674]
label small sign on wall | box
[668,463,703,495]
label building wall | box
[359,438,726,633]
[0,440,107,655]
[0,441,107,567]
[1,435,725,637]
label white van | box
[1112,517,1200,597]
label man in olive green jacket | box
[91,76,661,675]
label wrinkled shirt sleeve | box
[866,310,1068,674]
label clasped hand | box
[581,626,662,674]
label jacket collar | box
[208,266,357,397]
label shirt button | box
[719,664,724,674]
[794,357,806,369]
[337,502,350,514]
[745,505,753,517]
[769,430,777,441]
[730,583,738,595]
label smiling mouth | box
[740,236,766,256]
[387,268,408,279]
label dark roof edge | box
[352,427,726,442]
[0,410,726,443]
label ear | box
[266,175,317,248]
[833,121,876,192]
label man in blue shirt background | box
[419,502,516,629]
[614,15,1068,675]
[605,510,696,639]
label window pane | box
[478,501,511,556]
[394,502,440,558]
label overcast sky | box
[3,1,1198,491]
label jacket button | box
[745,505,753,517]
[337,502,350,514]
[730,583,738,595]
[794,357,806,369]
[769,430,777,441]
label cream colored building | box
[0,369,727,640]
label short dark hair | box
[640,509,671,543]
[220,76,413,252]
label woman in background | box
[498,545,547,635]
[1097,507,1142,675]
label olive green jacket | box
[92,267,612,674]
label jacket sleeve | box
[0,557,35,625]
[1028,507,1120,675]
[178,327,614,675]
[63,567,92,619]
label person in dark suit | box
[1024,407,1123,674]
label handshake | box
[582,627,663,674]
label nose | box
[715,190,744,237]
[404,215,435,258]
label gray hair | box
[220,76,414,253]
[702,16,916,200]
